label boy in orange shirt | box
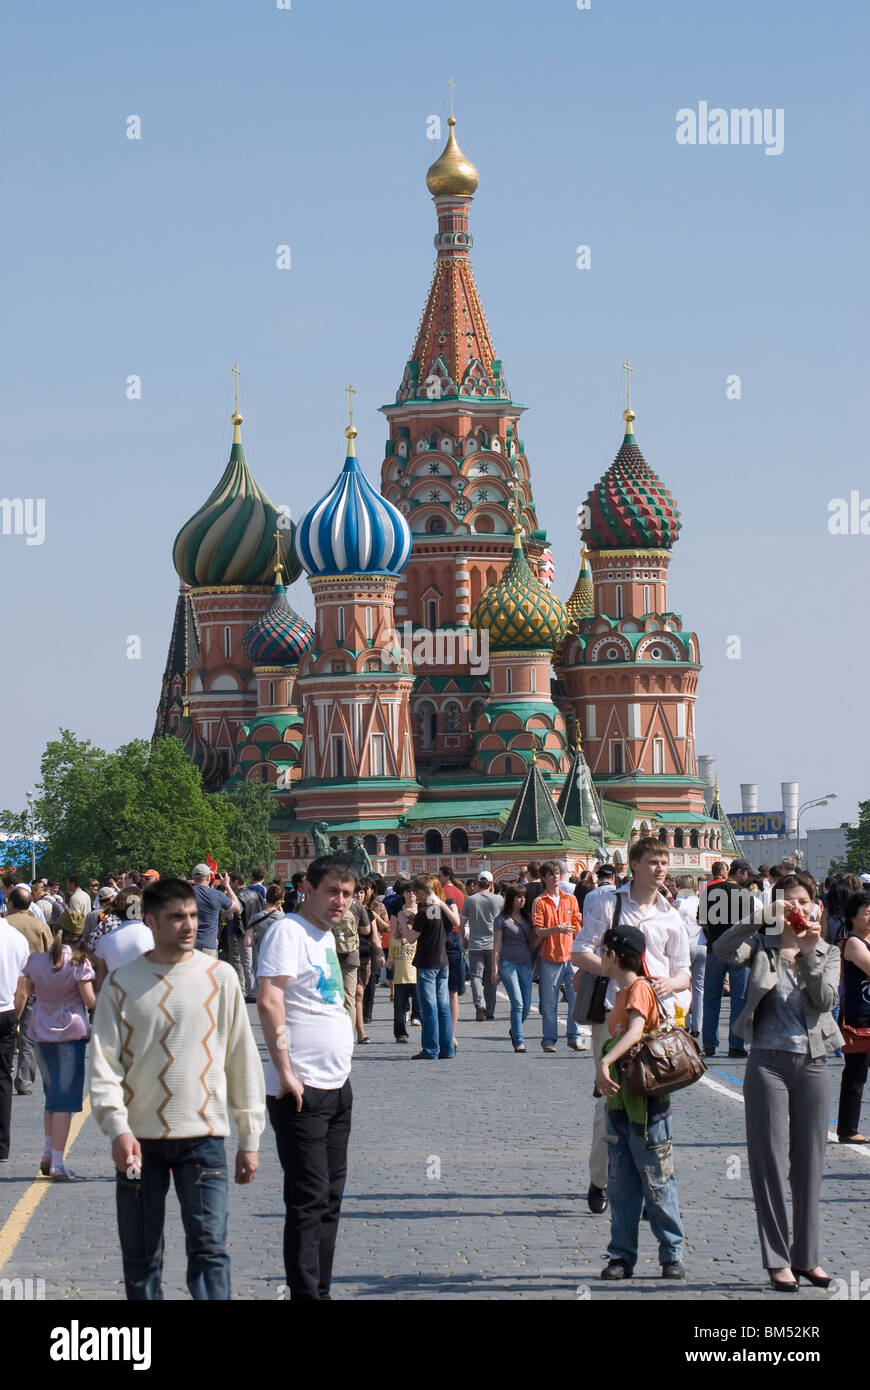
[594,923,686,1282]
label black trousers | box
[838,1050,870,1136]
[267,1080,352,1300]
[0,1009,17,1160]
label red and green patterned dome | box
[582,411,681,552]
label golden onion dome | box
[470,527,568,651]
[426,117,479,197]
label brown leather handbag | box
[618,988,707,1098]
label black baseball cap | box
[597,865,616,879]
[603,924,646,957]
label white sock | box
[42,1139,52,1157]
[51,1149,64,1170]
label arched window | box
[427,599,438,629]
[658,827,669,845]
[470,700,485,727]
[505,667,512,694]
[364,607,373,640]
[418,703,437,750]
[689,829,699,849]
[643,584,651,613]
[384,833,400,855]
[529,667,536,692]
[336,608,345,643]
[363,834,378,855]
[504,756,513,774]
[426,516,447,534]
[425,829,443,855]
[268,681,275,707]
[449,828,468,854]
[673,829,684,849]
[224,626,232,658]
[615,586,623,619]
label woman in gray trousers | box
[713,871,842,1292]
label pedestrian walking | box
[90,877,264,1300]
[835,887,870,1143]
[674,874,704,1037]
[714,871,842,1291]
[699,859,756,1058]
[0,914,29,1164]
[595,923,686,1281]
[257,854,356,1300]
[191,865,240,958]
[492,886,535,1052]
[4,885,53,1095]
[400,874,459,1060]
[572,836,692,1215]
[24,910,96,1180]
[460,872,504,1021]
[531,863,585,1053]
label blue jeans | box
[686,943,707,1034]
[605,1109,683,1266]
[499,960,533,1046]
[538,959,580,1047]
[702,950,749,1052]
[115,1135,230,1299]
[416,966,453,1058]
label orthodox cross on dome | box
[345,383,358,452]
[621,359,636,432]
[622,359,634,412]
[346,382,356,428]
[511,481,524,535]
[273,527,285,584]
[232,362,241,412]
[447,76,456,118]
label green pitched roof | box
[498,757,570,845]
[557,742,605,832]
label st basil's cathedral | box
[154,114,738,880]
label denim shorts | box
[35,1039,87,1112]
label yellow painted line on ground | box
[0,1098,92,1273]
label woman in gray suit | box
[713,871,842,1292]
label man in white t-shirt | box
[257,853,355,1301]
[572,837,691,1216]
[93,918,155,990]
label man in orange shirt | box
[531,863,585,1053]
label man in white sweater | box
[90,877,266,1300]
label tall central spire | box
[395,103,508,405]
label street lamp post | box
[795,793,837,869]
[25,791,35,879]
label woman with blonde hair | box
[24,909,96,1181]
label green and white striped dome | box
[173,411,301,587]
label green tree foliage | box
[216,780,279,879]
[844,801,870,874]
[3,730,234,880]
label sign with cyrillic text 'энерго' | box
[727,812,785,837]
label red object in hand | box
[786,906,808,935]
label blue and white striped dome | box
[293,428,412,578]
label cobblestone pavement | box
[1,987,868,1301]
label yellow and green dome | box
[470,529,568,651]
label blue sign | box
[727,812,785,837]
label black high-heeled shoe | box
[791,1268,832,1288]
[768,1271,799,1292]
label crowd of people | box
[0,845,868,1299]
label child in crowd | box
[594,923,686,1282]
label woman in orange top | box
[594,923,686,1283]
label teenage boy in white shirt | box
[572,837,691,1215]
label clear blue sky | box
[1,0,866,832]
